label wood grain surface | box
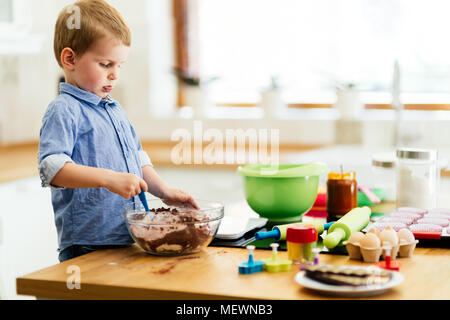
[16,244,450,300]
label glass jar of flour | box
[396,148,438,209]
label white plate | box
[295,268,404,298]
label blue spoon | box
[138,191,150,213]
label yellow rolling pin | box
[323,206,371,249]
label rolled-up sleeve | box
[138,150,153,168]
[38,154,74,188]
[38,101,77,188]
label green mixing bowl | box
[237,163,329,222]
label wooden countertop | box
[16,243,450,300]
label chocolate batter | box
[129,207,216,255]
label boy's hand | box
[104,171,148,199]
[161,188,200,209]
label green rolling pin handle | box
[323,228,346,249]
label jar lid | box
[372,159,395,168]
[328,171,356,180]
[372,152,396,168]
[286,225,317,243]
[396,148,437,161]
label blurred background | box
[2,0,450,147]
[1,0,450,299]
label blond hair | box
[54,0,131,67]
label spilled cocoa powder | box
[152,256,200,275]
[154,263,177,275]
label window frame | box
[172,0,201,108]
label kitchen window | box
[174,0,450,112]
[0,0,13,23]
[0,0,30,32]
[0,0,43,55]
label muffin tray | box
[364,207,450,243]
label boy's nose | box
[108,72,118,81]
[108,68,119,81]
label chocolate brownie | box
[303,264,392,286]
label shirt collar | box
[59,82,118,107]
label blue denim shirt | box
[38,83,152,252]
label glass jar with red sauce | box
[326,171,357,220]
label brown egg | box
[367,227,382,242]
[360,233,381,249]
[347,231,364,245]
[398,228,415,244]
[380,226,399,246]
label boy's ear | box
[60,47,76,71]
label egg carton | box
[343,226,418,263]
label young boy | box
[39,0,198,262]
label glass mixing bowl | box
[123,198,224,256]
